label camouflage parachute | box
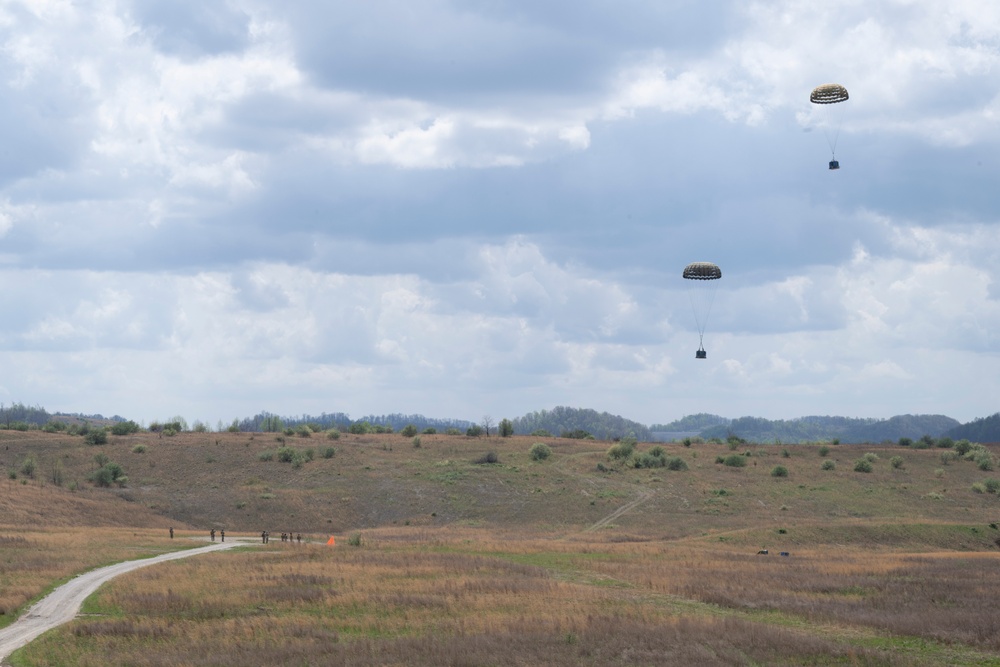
[810,83,849,105]
[682,262,721,358]
[682,262,722,281]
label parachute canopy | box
[810,84,849,105]
[683,262,722,281]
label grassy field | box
[2,429,1000,665]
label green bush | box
[90,462,127,488]
[19,456,37,479]
[531,429,552,437]
[84,430,108,446]
[635,452,665,469]
[770,465,789,478]
[412,436,422,448]
[321,447,336,459]
[818,445,830,457]
[863,452,879,463]
[562,429,593,439]
[607,441,635,461]
[723,454,746,468]
[422,427,437,435]
[400,424,418,437]
[445,428,462,436]
[853,459,873,473]
[132,444,147,454]
[296,425,312,438]
[984,479,1000,494]
[954,439,972,456]
[977,454,995,472]
[898,437,913,447]
[936,437,954,449]
[665,456,688,471]
[257,450,274,462]
[529,442,552,461]
[348,533,362,547]
[821,459,836,471]
[498,419,514,438]
[326,429,340,440]
[111,420,141,436]
[474,451,498,464]
[277,447,296,463]
[466,425,484,437]
[972,482,987,494]
[890,456,904,469]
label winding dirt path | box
[0,539,251,663]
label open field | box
[1,429,999,665]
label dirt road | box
[0,539,248,663]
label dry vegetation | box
[2,428,1000,665]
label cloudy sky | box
[0,0,997,428]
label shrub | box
[132,444,147,454]
[781,449,790,458]
[984,479,1000,494]
[890,456,904,469]
[466,425,484,437]
[665,456,688,471]
[474,451,498,464]
[529,442,552,461]
[940,451,958,465]
[635,452,665,469]
[723,454,746,468]
[853,459,873,473]
[348,533,362,547]
[296,425,312,438]
[326,429,340,440]
[90,462,127,488]
[936,437,954,449]
[400,424,418,437]
[257,451,274,462]
[863,452,879,463]
[898,437,913,447]
[445,428,462,436]
[19,456,37,479]
[110,420,141,436]
[277,447,296,463]
[972,482,987,494]
[422,427,437,435]
[818,445,830,457]
[821,459,836,471]
[977,454,995,472]
[770,465,789,478]
[530,429,552,437]
[322,447,336,459]
[954,439,972,456]
[162,428,177,437]
[604,434,636,461]
[412,436,421,448]
[498,419,514,438]
[914,435,935,449]
[85,430,109,446]
[562,429,593,439]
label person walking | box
[261,530,266,544]
[220,529,225,542]
[169,527,174,539]
[210,529,216,542]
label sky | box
[0,0,998,428]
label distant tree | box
[400,424,418,437]
[85,429,109,446]
[481,415,495,437]
[110,420,141,436]
[466,425,484,437]
[498,419,514,438]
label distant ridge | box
[511,407,652,441]
[945,412,1000,443]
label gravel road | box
[0,539,248,663]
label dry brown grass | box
[10,527,1000,666]
[4,430,1000,664]
[0,527,206,625]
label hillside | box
[511,406,652,440]
[3,428,999,544]
[946,412,1000,443]
[699,414,961,444]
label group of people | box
[167,527,306,544]
[259,531,302,543]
